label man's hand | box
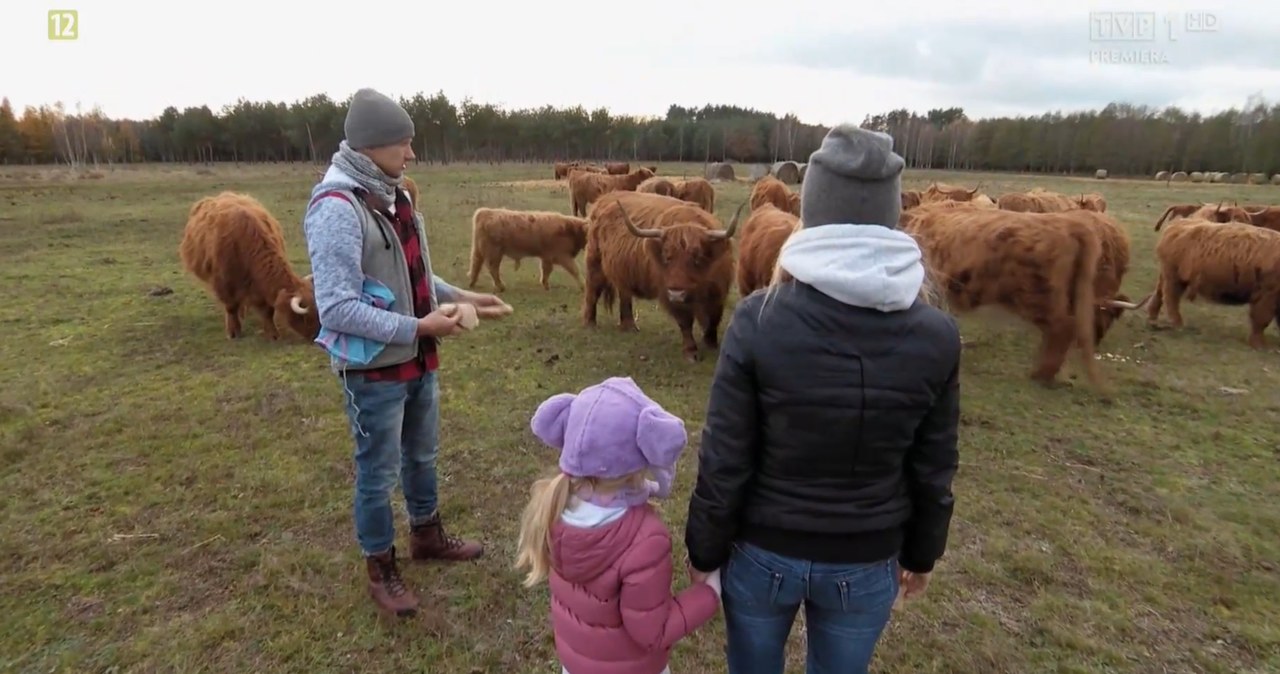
[416,309,464,338]
[458,290,513,318]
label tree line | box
[0,90,1276,178]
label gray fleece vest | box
[330,185,439,371]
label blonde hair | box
[514,469,651,588]
[758,221,946,318]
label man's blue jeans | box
[721,542,899,674]
[339,369,440,556]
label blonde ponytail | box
[514,472,574,588]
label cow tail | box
[468,211,485,281]
[1071,226,1102,383]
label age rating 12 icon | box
[48,9,78,40]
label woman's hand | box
[899,569,931,600]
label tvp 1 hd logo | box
[1087,11,1219,66]
[48,9,79,40]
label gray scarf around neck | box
[331,140,402,205]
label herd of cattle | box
[177,160,1280,394]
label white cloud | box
[2,0,1276,124]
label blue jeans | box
[339,369,441,556]
[722,542,899,674]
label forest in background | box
[0,90,1277,178]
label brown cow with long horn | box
[582,191,744,362]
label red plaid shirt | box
[314,185,439,381]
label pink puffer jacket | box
[548,503,720,674]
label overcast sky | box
[3,0,1277,125]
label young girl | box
[515,376,721,674]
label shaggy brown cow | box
[466,207,588,292]
[179,191,318,341]
[750,175,793,212]
[736,203,800,297]
[670,177,716,213]
[553,162,578,179]
[901,207,1144,390]
[921,182,982,204]
[901,190,923,211]
[637,176,677,196]
[1153,202,1253,230]
[1076,192,1107,212]
[1245,205,1280,233]
[1146,217,1280,348]
[569,167,656,217]
[605,162,630,175]
[997,188,1080,213]
[582,191,745,362]
[403,175,420,207]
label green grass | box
[2,160,1279,674]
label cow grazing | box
[467,207,588,292]
[900,207,1145,390]
[605,162,630,175]
[179,191,319,341]
[750,175,800,216]
[670,177,716,213]
[736,203,801,298]
[1146,217,1280,348]
[569,167,656,217]
[1154,202,1253,230]
[637,176,677,197]
[582,191,745,362]
[553,162,578,180]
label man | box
[302,87,509,618]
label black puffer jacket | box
[685,225,961,575]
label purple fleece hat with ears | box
[530,377,687,486]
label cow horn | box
[303,273,313,282]
[617,200,661,238]
[290,295,309,314]
[967,184,981,197]
[709,202,747,240]
[1104,293,1152,310]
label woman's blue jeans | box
[721,541,899,674]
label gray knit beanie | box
[800,124,905,229]
[344,88,415,150]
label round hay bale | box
[798,163,807,182]
[1231,172,1249,184]
[1210,172,1228,183]
[1190,171,1205,182]
[749,164,771,181]
[1171,171,1189,182]
[771,161,801,184]
[1095,169,1108,179]
[706,162,735,181]
[1155,170,1171,180]
[1249,172,1267,185]
[1271,174,1280,185]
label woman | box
[684,124,962,674]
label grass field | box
[2,160,1278,674]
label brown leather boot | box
[410,512,484,562]
[365,546,419,617]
